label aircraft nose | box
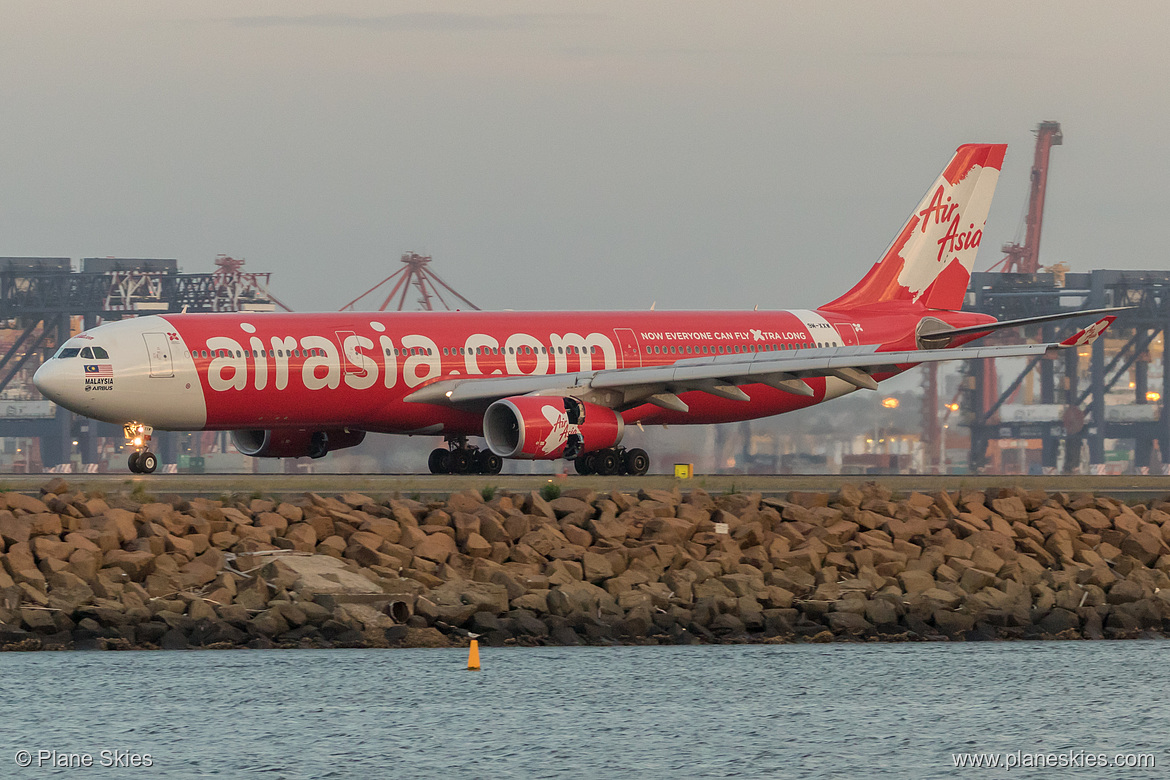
[33,361,75,407]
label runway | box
[3,473,1170,501]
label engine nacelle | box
[484,396,624,460]
[231,428,366,459]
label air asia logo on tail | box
[917,186,983,263]
[892,147,1002,307]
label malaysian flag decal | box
[84,364,113,377]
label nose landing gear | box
[124,422,158,474]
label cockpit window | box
[56,347,81,359]
[80,347,94,358]
[92,347,109,359]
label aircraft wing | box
[405,316,1116,413]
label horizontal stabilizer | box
[1059,316,1116,348]
[923,306,1131,341]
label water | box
[2,642,1168,778]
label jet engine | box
[484,395,624,460]
[231,428,366,459]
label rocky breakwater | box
[2,479,1170,650]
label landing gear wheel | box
[128,452,142,473]
[574,456,594,476]
[478,451,503,475]
[450,450,472,474]
[596,450,620,476]
[624,448,650,476]
[138,451,158,474]
[428,448,452,474]
[583,452,599,475]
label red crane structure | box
[340,252,480,312]
[924,121,1063,472]
[988,121,1063,274]
[210,255,293,312]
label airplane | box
[33,143,1121,475]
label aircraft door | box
[613,328,642,368]
[835,323,862,346]
[142,333,175,378]
[334,330,360,374]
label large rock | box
[990,496,1028,523]
[5,492,51,515]
[457,582,510,614]
[958,567,998,593]
[30,536,75,562]
[1106,579,1145,605]
[463,532,492,559]
[864,598,899,626]
[932,609,975,635]
[97,509,139,544]
[259,554,382,597]
[102,550,157,581]
[640,517,697,546]
[46,571,94,611]
[0,512,30,546]
[828,611,872,635]
[285,524,318,552]
[546,580,619,617]
[586,515,628,543]
[1038,607,1080,634]
[549,496,592,519]
[582,552,615,583]
[413,532,457,564]
[1120,529,1167,566]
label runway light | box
[1130,381,1137,389]
[946,402,960,412]
[1147,391,1161,402]
[881,397,899,409]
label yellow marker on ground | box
[467,639,480,671]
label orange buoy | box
[467,639,480,671]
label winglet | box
[1058,316,1116,348]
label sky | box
[0,1,1167,313]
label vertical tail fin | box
[822,143,1006,312]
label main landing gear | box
[428,436,504,475]
[574,447,650,476]
[124,422,158,474]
